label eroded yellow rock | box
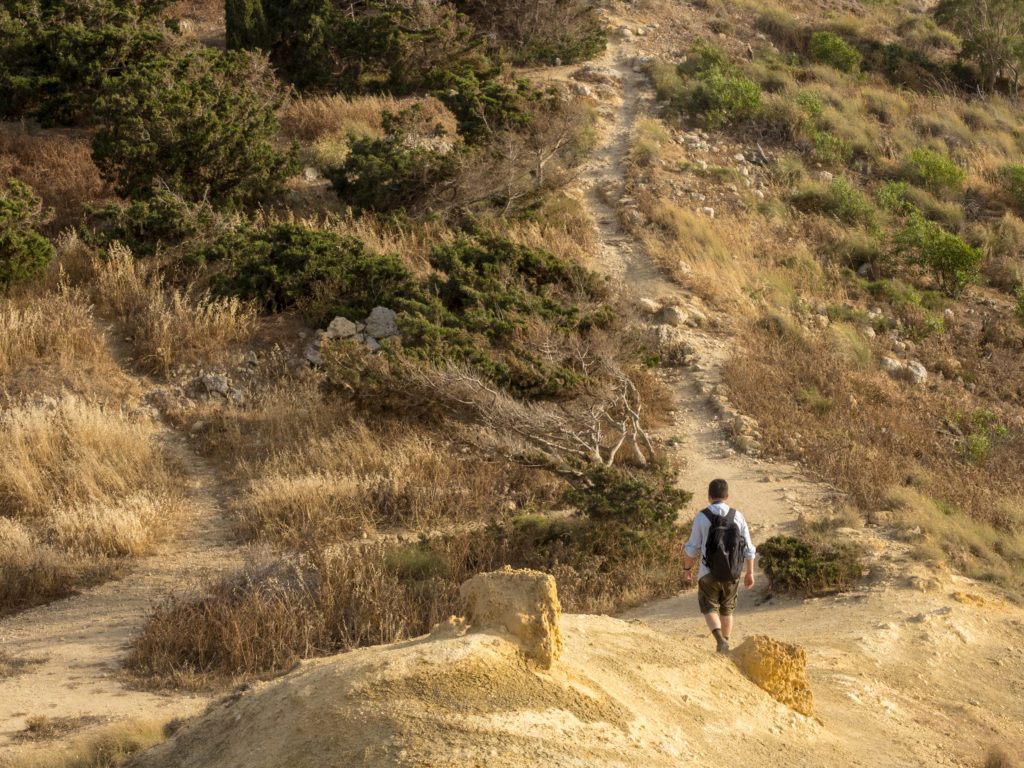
[459,566,563,668]
[733,634,814,716]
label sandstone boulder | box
[459,566,563,668]
[732,635,813,716]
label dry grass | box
[182,379,561,547]
[90,245,257,376]
[0,286,135,405]
[279,94,457,142]
[0,127,113,235]
[0,397,184,612]
[126,524,690,686]
[5,718,168,768]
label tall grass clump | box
[0,397,182,611]
[91,245,257,376]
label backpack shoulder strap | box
[726,508,737,525]
[701,507,717,525]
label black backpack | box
[701,507,745,581]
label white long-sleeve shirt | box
[684,500,756,581]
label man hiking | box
[683,478,756,654]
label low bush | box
[91,49,298,208]
[892,209,981,296]
[0,178,52,291]
[757,534,862,594]
[670,42,762,129]
[900,147,965,196]
[808,31,861,73]
[999,163,1024,209]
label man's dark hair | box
[708,478,729,500]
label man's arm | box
[743,557,755,589]
[683,513,706,583]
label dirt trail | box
[574,27,1024,766]
[0,328,244,758]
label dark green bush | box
[792,177,877,228]
[563,464,691,537]
[757,535,862,594]
[200,224,422,323]
[0,178,53,291]
[808,31,861,73]
[671,42,762,129]
[91,48,298,208]
[901,147,965,195]
[0,0,171,125]
[228,0,483,94]
[82,188,221,257]
[429,69,534,143]
[892,209,981,296]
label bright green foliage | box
[675,45,762,129]
[796,90,823,118]
[901,147,966,195]
[0,178,53,291]
[892,209,981,296]
[793,177,877,228]
[91,49,298,208]
[0,0,171,125]
[1014,284,1024,326]
[200,224,421,323]
[810,129,853,167]
[934,0,1024,92]
[877,180,912,213]
[757,535,862,594]
[999,163,1024,208]
[808,31,862,73]
[951,409,1009,463]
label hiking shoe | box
[716,637,731,654]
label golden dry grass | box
[0,397,184,611]
[0,127,113,235]
[90,245,257,376]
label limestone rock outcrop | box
[459,566,563,669]
[732,634,814,716]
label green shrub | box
[429,70,534,143]
[0,0,171,125]
[1015,284,1024,326]
[199,224,422,323]
[999,163,1024,208]
[951,409,1009,464]
[808,31,862,73]
[83,188,221,257]
[810,128,853,167]
[229,0,482,94]
[564,464,691,535]
[796,89,823,118]
[901,147,965,195]
[892,209,981,296]
[757,534,862,594]
[877,180,911,213]
[686,71,763,129]
[91,49,298,208]
[792,177,876,228]
[0,179,53,291]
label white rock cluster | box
[305,306,400,365]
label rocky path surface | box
[0,329,244,760]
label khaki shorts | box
[697,574,739,616]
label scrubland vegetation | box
[2,0,1024,694]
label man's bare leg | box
[704,612,721,631]
[720,614,733,640]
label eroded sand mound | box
[459,566,563,668]
[732,635,814,716]
[129,615,827,768]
